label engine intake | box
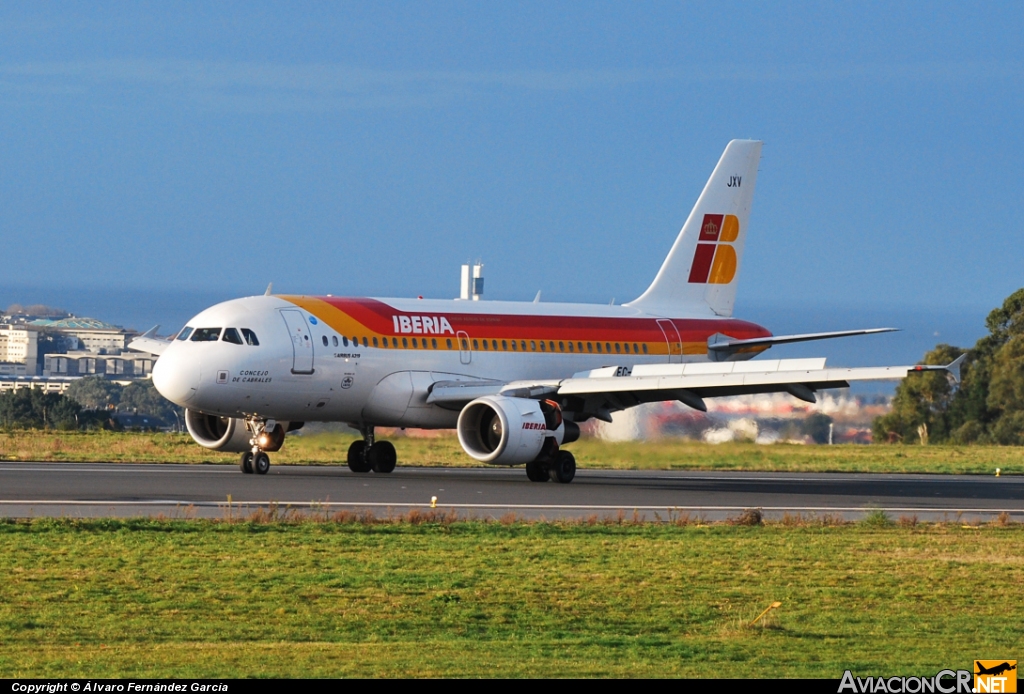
[457,396,577,466]
[184,410,291,453]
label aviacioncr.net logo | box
[838,670,974,693]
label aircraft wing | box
[427,355,965,421]
[128,325,172,356]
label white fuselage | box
[152,294,770,429]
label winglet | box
[945,353,967,384]
[139,324,161,338]
[907,353,967,384]
[265,283,273,296]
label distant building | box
[0,325,39,374]
[43,351,154,379]
[29,317,131,354]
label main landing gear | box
[240,417,278,475]
[525,449,576,484]
[347,426,397,474]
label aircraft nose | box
[152,350,202,406]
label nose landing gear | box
[240,417,276,475]
[347,426,397,474]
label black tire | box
[253,451,271,475]
[347,439,371,473]
[525,459,549,482]
[368,440,397,474]
[239,452,254,474]
[549,450,576,484]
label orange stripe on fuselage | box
[278,295,771,356]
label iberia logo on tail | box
[688,213,740,284]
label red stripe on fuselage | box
[313,297,770,344]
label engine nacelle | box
[184,409,293,452]
[457,396,578,466]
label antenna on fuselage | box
[264,283,273,296]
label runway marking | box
[1,500,1021,514]
[0,464,1017,484]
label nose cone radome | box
[152,350,201,406]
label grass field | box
[0,517,1020,678]
[1,430,1023,474]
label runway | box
[1,462,1022,521]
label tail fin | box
[626,139,763,317]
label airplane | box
[976,662,1016,677]
[136,140,963,483]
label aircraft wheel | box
[368,440,397,474]
[525,460,549,482]
[239,452,254,474]
[549,450,576,484]
[347,440,371,473]
[253,451,271,475]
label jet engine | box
[184,409,290,453]
[457,396,579,466]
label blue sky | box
[1,2,1022,330]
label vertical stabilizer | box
[626,139,762,317]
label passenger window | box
[222,328,243,345]
[596,342,602,353]
[176,327,193,341]
[432,338,437,348]
[587,342,593,353]
[392,338,398,347]
[605,343,611,353]
[373,337,379,347]
[615,343,621,353]
[530,341,536,351]
[511,341,517,351]
[642,343,648,354]
[241,329,259,346]
[322,335,329,347]
[502,340,508,350]
[633,343,639,353]
[549,341,555,351]
[333,336,339,347]
[191,328,222,342]
[343,337,349,347]
[402,338,408,348]
[520,341,526,351]
[473,339,479,349]
[412,338,418,348]
[568,342,574,352]
[461,339,468,350]
[540,341,545,352]
[447,338,453,349]
[481,340,488,350]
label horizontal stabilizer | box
[708,327,897,359]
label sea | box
[0,283,991,396]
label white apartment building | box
[0,325,39,373]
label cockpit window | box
[241,328,260,346]
[222,328,243,345]
[176,327,193,341]
[191,328,222,342]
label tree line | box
[874,288,1024,444]
[0,377,183,431]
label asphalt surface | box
[1,462,1022,521]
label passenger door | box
[656,319,682,364]
[281,309,315,374]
